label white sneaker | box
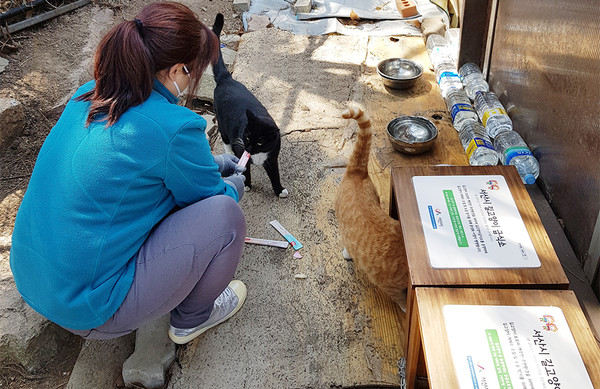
[168,280,247,345]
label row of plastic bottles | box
[426,34,462,98]
[456,120,538,185]
[426,38,540,185]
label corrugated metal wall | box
[488,0,600,291]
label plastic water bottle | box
[493,130,539,185]
[458,63,489,100]
[445,89,479,132]
[435,63,462,98]
[474,91,513,138]
[425,34,455,69]
[445,28,460,61]
[425,34,447,51]
[458,121,499,166]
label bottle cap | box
[524,174,536,185]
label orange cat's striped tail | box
[342,107,372,177]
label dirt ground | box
[0,0,244,387]
[0,0,243,204]
[0,0,432,387]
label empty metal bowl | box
[387,116,438,154]
[377,58,423,89]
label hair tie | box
[134,18,144,38]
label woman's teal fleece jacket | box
[10,80,239,330]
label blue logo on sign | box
[428,206,437,229]
[467,356,480,388]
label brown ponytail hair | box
[79,1,219,126]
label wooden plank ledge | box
[357,35,600,379]
[352,36,468,378]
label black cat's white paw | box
[278,188,289,198]
[244,186,251,192]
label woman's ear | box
[166,65,179,81]
[157,64,187,83]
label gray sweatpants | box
[67,195,246,340]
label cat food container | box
[387,116,438,154]
[377,58,423,89]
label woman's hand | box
[214,154,245,177]
[224,174,246,201]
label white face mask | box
[173,65,191,97]
[173,80,183,96]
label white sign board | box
[412,175,540,268]
[443,305,593,389]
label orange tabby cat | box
[335,106,408,310]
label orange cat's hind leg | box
[396,289,408,313]
[342,247,352,260]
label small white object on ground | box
[245,237,289,249]
[270,220,303,250]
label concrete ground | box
[67,27,600,388]
[1,6,423,387]
[66,28,415,389]
[4,1,598,388]
[167,30,398,389]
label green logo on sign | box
[485,329,513,389]
[443,190,468,247]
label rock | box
[201,114,216,125]
[67,334,135,389]
[421,16,446,39]
[195,68,216,103]
[246,14,271,32]
[293,0,313,14]
[0,277,81,373]
[0,57,8,73]
[221,46,238,67]
[221,34,242,46]
[232,0,250,13]
[122,315,175,389]
[0,98,25,151]
[193,47,237,102]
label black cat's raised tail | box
[211,14,230,84]
[212,13,224,36]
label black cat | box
[211,13,288,198]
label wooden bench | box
[355,35,600,382]
[407,287,600,388]
[390,165,570,361]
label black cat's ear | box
[246,109,279,132]
[245,109,258,123]
[246,109,270,123]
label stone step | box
[66,333,135,389]
[122,315,176,389]
[0,98,25,151]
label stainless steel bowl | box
[377,58,423,89]
[387,116,438,154]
